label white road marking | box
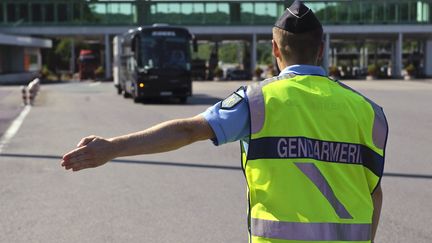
[0,105,31,154]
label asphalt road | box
[0,87,23,138]
[0,80,431,242]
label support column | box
[365,47,369,68]
[329,48,333,67]
[70,38,75,74]
[208,42,218,80]
[237,41,242,64]
[424,39,432,77]
[104,34,112,80]
[251,33,257,73]
[322,33,330,74]
[332,48,338,67]
[393,33,403,78]
[359,48,364,68]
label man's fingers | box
[63,159,95,171]
[62,150,93,168]
[77,136,97,147]
[65,153,92,165]
[61,135,111,172]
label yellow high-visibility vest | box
[241,74,388,243]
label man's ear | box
[272,39,284,72]
[272,39,281,59]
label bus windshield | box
[140,36,190,71]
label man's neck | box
[278,64,327,77]
[280,63,318,70]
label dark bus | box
[114,25,197,103]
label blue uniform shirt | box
[201,65,327,146]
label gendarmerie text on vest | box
[277,137,362,164]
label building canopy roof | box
[0,33,52,48]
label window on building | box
[181,3,193,15]
[254,3,277,24]
[338,4,352,24]
[167,3,181,23]
[319,2,338,24]
[240,3,254,24]
[308,3,328,23]
[399,2,411,23]
[45,4,55,22]
[31,4,43,23]
[229,3,241,24]
[167,3,181,13]
[0,4,3,24]
[85,3,104,23]
[151,3,183,24]
[72,3,82,23]
[408,1,418,22]
[17,3,29,22]
[7,4,16,22]
[58,4,68,22]
[107,3,134,24]
[179,3,204,24]
[417,2,430,23]
[152,3,170,23]
[205,3,229,24]
[362,3,376,24]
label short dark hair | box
[272,27,323,65]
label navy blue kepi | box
[274,0,322,34]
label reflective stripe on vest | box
[242,74,388,243]
[252,218,371,241]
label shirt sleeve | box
[200,88,250,146]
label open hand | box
[61,135,115,172]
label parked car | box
[225,68,251,80]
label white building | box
[0,33,52,84]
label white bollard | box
[27,78,40,106]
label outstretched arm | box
[61,115,214,172]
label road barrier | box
[22,78,40,106]
[20,86,27,106]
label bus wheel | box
[117,86,122,95]
[133,96,141,103]
[179,97,187,104]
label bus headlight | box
[139,83,145,88]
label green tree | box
[192,43,212,60]
[54,38,90,70]
[219,43,239,63]
[55,38,73,64]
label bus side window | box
[129,57,137,72]
[133,37,141,67]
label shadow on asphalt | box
[0,152,239,171]
[1,153,432,179]
[188,94,222,105]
